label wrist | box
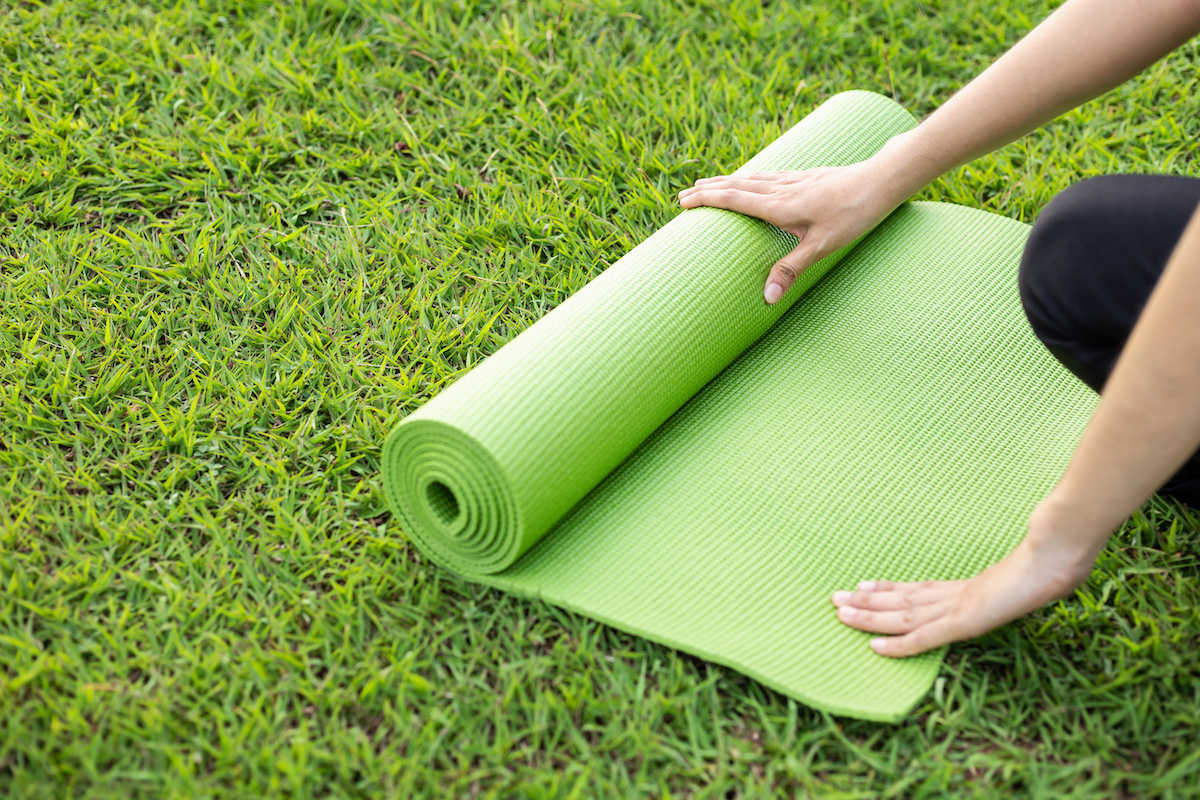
[865,128,944,206]
[1021,492,1109,590]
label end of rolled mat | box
[425,480,461,525]
[381,417,524,575]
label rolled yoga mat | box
[382,91,1097,721]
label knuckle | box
[901,608,917,626]
[774,261,799,284]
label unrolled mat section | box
[382,91,1097,721]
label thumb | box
[764,240,818,305]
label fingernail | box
[858,581,876,591]
[869,638,886,652]
[831,591,850,604]
[764,283,783,304]
[839,606,857,619]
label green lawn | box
[5,0,1200,796]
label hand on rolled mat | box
[677,159,906,306]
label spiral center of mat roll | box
[382,418,523,575]
[426,480,460,526]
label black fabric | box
[1018,173,1200,507]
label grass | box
[4,0,1200,796]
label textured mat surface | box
[382,91,1097,721]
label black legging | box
[1019,173,1200,508]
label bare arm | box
[878,0,1200,202]
[1055,208,1200,550]
[678,0,1200,304]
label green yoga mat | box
[382,91,1097,721]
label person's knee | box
[1018,176,1121,342]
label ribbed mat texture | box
[382,91,1097,721]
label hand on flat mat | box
[830,502,1095,657]
[677,161,901,305]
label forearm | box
[872,0,1200,199]
[1033,203,1200,570]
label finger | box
[830,586,955,612]
[682,177,777,196]
[730,170,789,181]
[869,617,962,658]
[764,241,817,304]
[855,579,966,593]
[686,174,733,191]
[677,187,774,218]
[693,170,787,185]
[835,600,951,635]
